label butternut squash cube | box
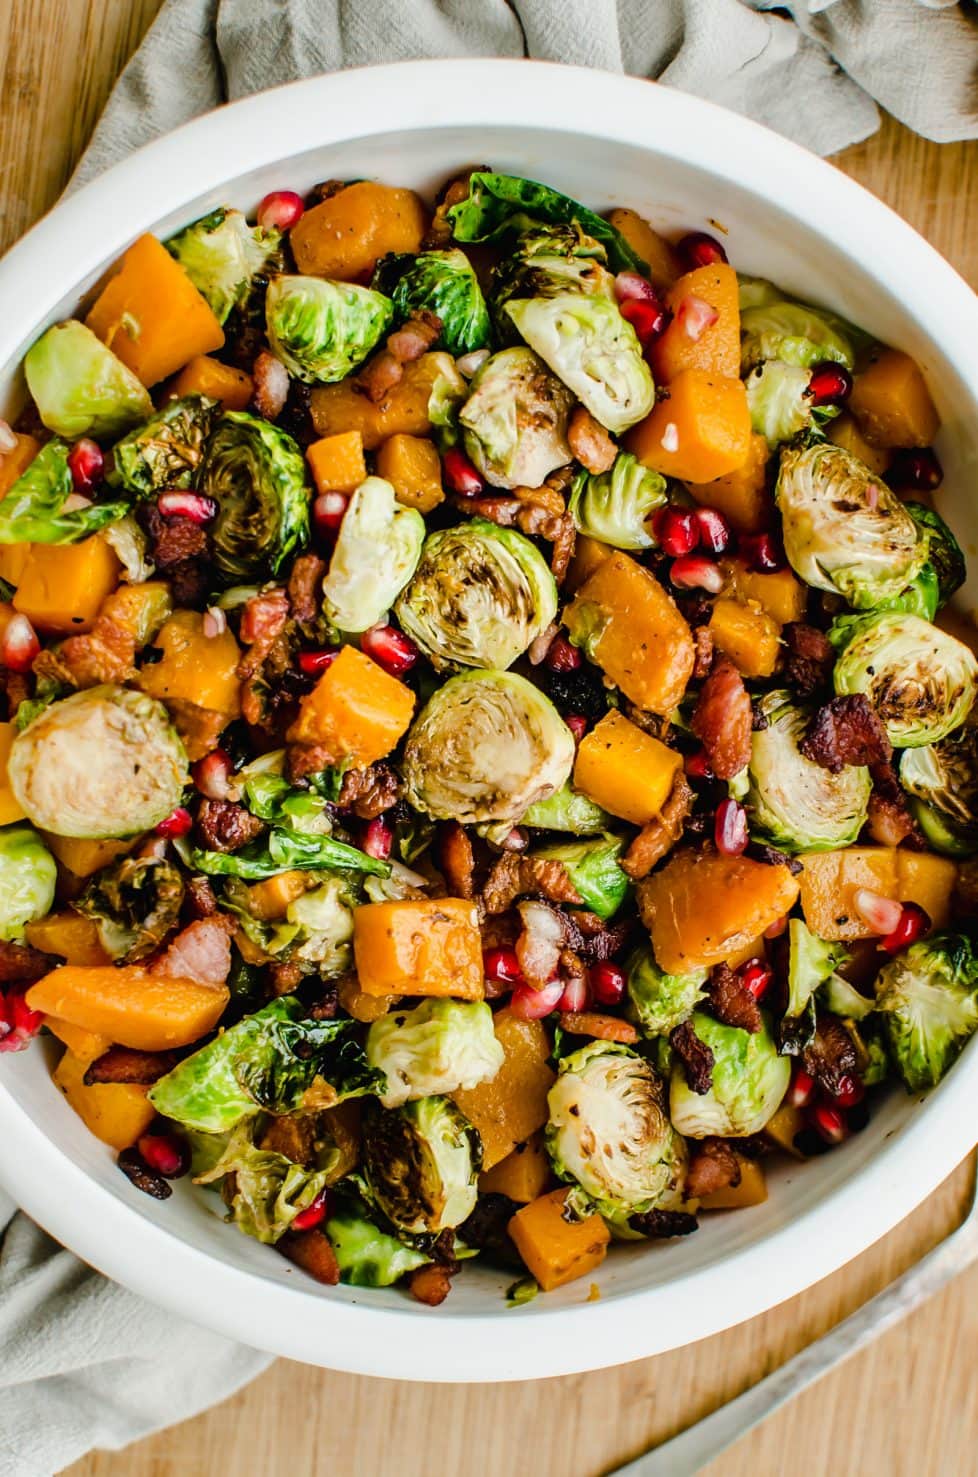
[849,347,940,449]
[27,964,229,1051]
[827,411,891,477]
[42,834,134,879]
[53,1049,155,1150]
[25,910,110,966]
[0,721,25,824]
[85,234,225,387]
[508,1188,610,1292]
[452,1011,555,1169]
[306,430,367,496]
[698,1154,767,1210]
[290,181,428,281]
[764,1102,805,1159]
[685,432,772,533]
[374,435,444,513]
[99,581,173,648]
[46,1017,112,1063]
[311,353,457,451]
[337,974,399,1023]
[479,1132,551,1203]
[246,870,310,922]
[719,558,807,626]
[627,370,752,484]
[137,609,242,717]
[708,598,780,679]
[573,709,682,825]
[605,209,680,290]
[352,898,483,1000]
[798,847,956,941]
[566,533,612,594]
[651,263,741,382]
[287,644,415,766]
[0,434,40,587]
[170,355,253,410]
[13,536,121,635]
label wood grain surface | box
[1,5,976,1474]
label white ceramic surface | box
[0,61,976,1382]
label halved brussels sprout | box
[109,395,217,498]
[321,476,424,633]
[0,440,128,545]
[624,946,707,1038]
[23,321,152,439]
[459,347,573,490]
[393,518,557,671]
[776,442,928,609]
[745,361,815,446]
[900,712,978,856]
[103,516,157,585]
[521,780,612,835]
[402,671,575,824]
[831,611,977,748]
[490,225,613,341]
[265,275,393,384]
[326,1199,429,1286]
[740,299,856,373]
[532,835,628,920]
[568,453,666,550]
[77,854,185,961]
[669,1012,790,1138]
[822,972,875,1022]
[194,1119,334,1245]
[165,207,281,325]
[366,998,504,1109]
[874,932,978,1091]
[746,691,871,853]
[875,562,940,622]
[505,293,654,434]
[904,503,965,608]
[785,918,851,1022]
[362,1096,480,1236]
[546,1042,683,1218]
[0,826,56,942]
[199,411,309,581]
[9,685,188,839]
[373,247,490,357]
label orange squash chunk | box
[171,355,253,410]
[53,1049,155,1150]
[27,965,229,1051]
[573,709,682,825]
[246,871,310,922]
[13,536,121,635]
[651,263,741,382]
[42,834,134,879]
[0,721,25,825]
[698,1154,767,1210]
[719,558,808,626]
[639,848,801,974]
[25,911,109,966]
[798,847,956,941]
[0,433,41,586]
[686,432,772,533]
[566,533,613,594]
[452,1011,555,1169]
[508,1188,610,1292]
[374,434,444,514]
[708,598,780,679]
[138,609,242,717]
[310,353,458,451]
[306,430,367,496]
[46,1018,112,1063]
[287,644,415,766]
[479,1132,551,1203]
[605,208,680,290]
[290,181,428,281]
[827,412,890,477]
[627,370,751,484]
[352,898,483,1000]
[849,347,940,449]
[563,551,694,715]
[85,234,225,386]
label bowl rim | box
[1,58,977,1381]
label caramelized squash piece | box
[42,834,134,880]
[573,710,682,825]
[452,1011,555,1169]
[290,181,428,281]
[0,434,40,587]
[849,347,940,449]
[651,263,741,382]
[138,609,242,718]
[46,1018,112,1063]
[310,353,457,450]
[25,911,109,966]
[685,432,772,533]
[708,598,780,679]
[508,1188,610,1292]
[53,1049,155,1150]
[13,536,121,635]
[479,1132,551,1203]
[698,1154,767,1210]
[246,871,310,922]
[798,847,956,941]
[306,430,367,496]
[352,898,483,1000]
[605,208,680,289]
[374,435,444,514]
[627,370,752,484]
[27,965,229,1051]
[170,355,253,410]
[287,644,415,766]
[827,412,891,477]
[0,722,25,825]
[719,558,807,626]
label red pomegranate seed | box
[828,1074,865,1109]
[619,297,667,343]
[684,748,713,780]
[156,806,192,839]
[880,902,931,954]
[670,554,724,593]
[257,189,305,233]
[715,797,749,856]
[500,826,529,853]
[674,294,719,342]
[809,1101,849,1146]
[508,980,564,1020]
[652,506,699,558]
[677,231,728,270]
[764,914,789,940]
[589,961,626,1007]
[545,634,582,673]
[558,975,591,1013]
[67,437,104,492]
[0,614,40,673]
[361,623,418,677]
[565,714,588,745]
[738,531,783,573]
[853,888,904,937]
[788,1067,816,1109]
[192,747,236,801]
[442,447,483,497]
[292,1189,329,1232]
[887,447,943,493]
[739,959,773,1001]
[202,606,227,639]
[806,361,853,407]
[298,648,339,677]
[137,1132,190,1179]
[483,948,524,986]
[10,990,44,1037]
[157,491,217,523]
[614,272,658,305]
[693,506,732,554]
[362,817,393,861]
[313,491,349,537]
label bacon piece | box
[691,659,753,781]
[483,855,582,916]
[621,772,693,880]
[685,1138,742,1199]
[802,1014,859,1098]
[670,1019,714,1094]
[387,311,442,363]
[117,1148,171,1201]
[237,588,290,673]
[84,1046,182,1087]
[185,876,218,919]
[781,622,835,697]
[567,406,616,474]
[691,626,714,682]
[287,553,327,627]
[705,962,762,1034]
[559,1011,639,1045]
[150,918,232,986]
[409,1263,454,1306]
[286,741,334,784]
[35,615,135,690]
[278,1227,341,1284]
[143,507,208,568]
[800,694,892,774]
[270,959,304,996]
[437,822,475,900]
[569,912,634,964]
[515,900,569,987]
[252,350,290,421]
[629,1209,698,1239]
[0,940,56,984]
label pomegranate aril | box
[545,634,582,673]
[887,446,943,493]
[192,747,236,801]
[442,447,483,497]
[684,748,714,780]
[508,979,564,1020]
[67,438,104,492]
[809,1101,849,1146]
[738,531,783,573]
[0,614,40,673]
[362,817,393,861]
[557,975,590,1013]
[257,189,305,232]
[652,506,699,558]
[614,271,658,305]
[853,887,904,937]
[483,947,524,986]
[500,826,528,853]
[671,554,723,593]
[674,294,719,342]
[828,1074,865,1109]
[156,806,192,839]
[788,1067,816,1109]
[619,297,667,343]
[764,914,789,940]
[313,491,349,537]
[677,231,728,270]
[880,902,931,955]
[137,1132,189,1179]
[292,1189,329,1232]
[298,648,339,677]
[565,714,588,745]
[693,506,732,554]
[589,961,626,1007]
[739,959,773,1001]
[361,623,418,677]
[806,361,853,407]
[9,991,44,1037]
[715,797,749,856]
[157,491,217,523]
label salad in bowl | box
[0,165,975,1309]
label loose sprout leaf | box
[194,1119,335,1245]
[625,947,708,1038]
[506,1276,540,1307]
[904,503,966,608]
[568,453,666,551]
[362,1096,481,1236]
[745,361,814,447]
[366,999,504,1109]
[822,972,876,1022]
[165,207,281,325]
[522,781,613,835]
[265,275,393,384]
[875,932,978,1091]
[490,224,613,343]
[373,248,491,357]
[190,825,391,881]
[458,346,574,491]
[900,712,978,857]
[326,1196,430,1286]
[199,410,310,582]
[669,1012,790,1138]
[740,300,856,373]
[785,918,851,1021]
[0,825,56,943]
[109,395,218,498]
[321,477,425,634]
[0,440,129,545]
[23,320,153,440]
[532,835,629,920]
[77,854,185,962]
[872,563,941,622]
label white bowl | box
[0,60,976,1382]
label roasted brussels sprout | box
[365,998,503,1110]
[23,320,152,439]
[103,516,157,585]
[740,298,856,373]
[402,671,575,824]
[546,1042,684,1218]
[362,1096,480,1235]
[9,686,188,839]
[0,826,56,942]
[109,395,217,498]
[776,442,928,610]
[822,971,875,1022]
[831,611,977,748]
[532,836,628,920]
[490,224,613,341]
[459,347,573,490]
[745,361,815,446]
[77,854,185,962]
[874,933,978,1091]
[191,825,390,883]
[394,518,557,671]
[326,1199,429,1286]
[904,503,965,608]
[321,476,424,633]
[624,946,707,1038]
[165,207,281,325]
[746,691,871,853]
[900,712,978,856]
[194,1120,333,1245]
[0,440,128,545]
[373,247,490,357]
[505,293,654,434]
[785,918,850,1023]
[875,563,941,622]
[199,411,309,581]
[669,1012,790,1138]
[568,453,666,550]
[223,873,357,975]
[521,780,612,835]
[265,275,393,384]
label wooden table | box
[2,5,977,1473]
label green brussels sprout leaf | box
[874,932,978,1091]
[531,835,629,920]
[23,321,153,440]
[624,946,707,1038]
[900,713,978,857]
[373,248,490,357]
[326,1196,430,1286]
[0,825,56,942]
[831,611,977,748]
[669,1012,790,1138]
[0,440,129,545]
[266,275,393,384]
[362,1096,480,1236]
[165,207,281,325]
[740,299,856,373]
[194,1118,335,1244]
[365,998,504,1109]
[109,395,218,498]
[568,453,667,550]
[76,854,184,962]
[199,410,309,582]
[190,824,391,882]
[521,781,613,835]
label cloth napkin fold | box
[3,1,976,1473]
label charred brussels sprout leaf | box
[194,1119,334,1244]
[0,440,128,545]
[326,1197,429,1286]
[740,299,856,373]
[366,999,504,1109]
[265,275,393,384]
[190,825,391,882]
[165,207,281,325]
[625,947,707,1038]
[200,411,309,581]
[669,1012,790,1138]
[568,453,666,550]
[362,1096,480,1235]
[490,225,613,342]
[0,826,56,942]
[321,477,424,633]
[822,972,876,1022]
[394,518,557,671]
[531,835,628,920]
[373,248,490,357]
[904,503,965,608]
[459,346,573,490]
[874,933,978,1091]
[77,854,185,962]
[23,321,153,439]
[521,781,612,835]
[900,714,978,858]
[745,361,816,446]
[109,395,218,498]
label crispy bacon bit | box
[685,1138,742,1199]
[34,614,135,690]
[691,626,714,681]
[357,350,403,404]
[0,940,56,983]
[559,1011,639,1044]
[705,963,762,1034]
[185,876,218,919]
[800,694,892,774]
[287,553,327,627]
[567,406,617,474]
[483,855,582,916]
[195,797,264,854]
[238,588,290,667]
[866,761,924,848]
[781,622,835,697]
[270,959,305,996]
[548,514,577,584]
[286,741,334,783]
[336,762,401,819]
[388,311,442,364]
[466,495,520,526]
[691,659,753,781]
[670,1019,715,1094]
[165,699,229,763]
[570,912,634,964]
[252,350,290,421]
[278,1227,341,1285]
[306,980,339,1020]
[802,1014,859,1098]
[622,772,693,880]
[150,918,232,986]
[117,1148,171,1201]
[409,1262,455,1306]
[85,1046,182,1087]
[437,821,475,900]
[167,560,211,610]
[629,1209,699,1239]
[515,900,568,987]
